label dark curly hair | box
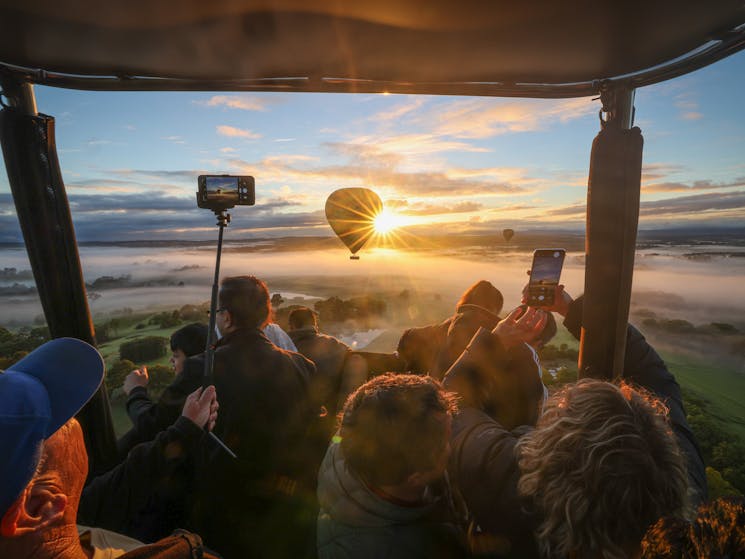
[340,373,458,487]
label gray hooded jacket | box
[317,441,467,559]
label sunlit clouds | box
[674,93,703,121]
[423,98,596,139]
[216,125,262,139]
[199,95,273,111]
[1,53,743,243]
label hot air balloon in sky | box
[502,228,515,242]
[325,188,383,259]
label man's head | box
[288,307,318,332]
[217,275,271,334]
[169,323,208,374]
[0,339,103,543]
[457,280,503,316]
[340,373,458,490]
[516,379,689,559]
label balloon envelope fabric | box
[325,188,384,256]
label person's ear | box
[0,483,67,537]
[224,309,235,329]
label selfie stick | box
[203,209,237,459]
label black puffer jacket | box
[188,327,321,559]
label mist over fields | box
[3,230,745,333]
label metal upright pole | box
[579,83,643,380]
[0,77,118,474]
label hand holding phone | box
[527,249,565,307]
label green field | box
[660,350,745,440]
[99,318,184,435]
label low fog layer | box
[2,242,744,329]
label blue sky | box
[1,50,744,242]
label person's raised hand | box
[123,366,148,396]
[548,284,573,317]
[521,277,573,317]
[493,306,548,348]
[182,385,219,431]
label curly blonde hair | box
[516,379,690,559]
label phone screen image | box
[205,176,239,194]
[528,249,565,306]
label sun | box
[373,209,403,234]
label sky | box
[1,50,744,242]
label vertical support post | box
[0,78,118,475]
[579,84,643,380]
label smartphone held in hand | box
[527,249,565,306]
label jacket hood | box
[317,441,438,527]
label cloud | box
[641,163,686,182]
[216,125,262,139]
[0,191,312,241]
[533,190,745,223]
[227,151,531,197]
[681,112,703,121]
[674,93,703,121]
[639,191,745,216]
[62,170,205,198]
[421,97,595,139]
[641,162,745,193]
[644,177,745,193]
[59,189,300,216]
[541,202,587,219]
[109,169,202,182]
[199,95,272,111]
[384,200,484,216]
[161,136,186,144]
[370,99,427,122]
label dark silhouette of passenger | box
[186,275,320,559]
[430,280,504,379]
[287,306,351,439]
[396,319,451,375]
[117,323,208,458]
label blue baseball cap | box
[0,338,104,516]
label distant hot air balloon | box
[325,188,383,259]
[502,228,514,242]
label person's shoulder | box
[317,332,350,350]
[286,346,317,371]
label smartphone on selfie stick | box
[527,249,566,307]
